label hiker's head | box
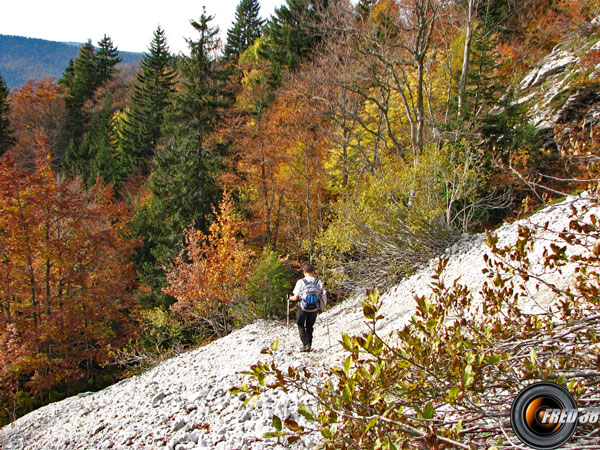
[303,263,315,276]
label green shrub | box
[238,192,600,449]
[317,142,498,294]
[247,249,292,319]
[139,307,186,353]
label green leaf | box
[365,416,378,433]
[271,337,279,352]
[321,426,333,440]
[447,386,460,402]
[245,394,259,407]
[362,302,375,320]
[493,274,502,287]
[228,384,247,395]
[365,333,373,350]
[486,230,498,247]
[455,419,463,434]
[375,361,382,379]
[341,333,352,351]
[263,431,288,439]
[273,414,282,431]
[489,354,501,365]
[343,384,352,403]
[530,348,538,366]
[369,392,382,405]
[343,356,352,375]
[463,364,474,386]
[423,403,434,419]
[298,403,316,422]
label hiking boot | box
[301,345,311,352]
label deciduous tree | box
[0,140,139,420]
[165,193,253,337]
[8,78,65,169]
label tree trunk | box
[273,194,284,251]
[416,55,425,152]
[458,0,476,116]
[304,140,312,261]
[261,155,272,246]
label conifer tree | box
[121,26,176,176]
[60,36,122,177]
[259,0,329,87]
[72,41,98,98]
[165,10,233,148]
[0,74,14,156]
[224,0,265,62]
[59,58,75,91]
[96,35,122,82]
[60,40,97,154]
[85,94,122,186]
[133,10,233,308]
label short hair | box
[303,263,314,274]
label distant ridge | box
[0,34,143,89]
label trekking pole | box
[326,309,331,349]
[286,294,290,350]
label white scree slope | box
[0,194,597,450]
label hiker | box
[287,264,326,352]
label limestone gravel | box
[0,193,598,450]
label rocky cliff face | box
[515,32,600,152]
[1,192,597,450]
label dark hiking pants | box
[296,308,318,348]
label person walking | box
[287,264,326,352]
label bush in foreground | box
[236,192,600,449]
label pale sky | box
[1,0,286,54]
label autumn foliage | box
[0,139,138,420]
[0,0,597,429]
[165,193,253,337]
[8,78,65,169]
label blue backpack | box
[301,278,321,311]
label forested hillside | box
[0,0,599,437]
[0,35,142,89]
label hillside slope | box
[0,192,596,450]
[0,35,142,89]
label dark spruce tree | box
[60,37,122,178]
[132,10,234,309]
[82,94,123,187]
[165,10,233,149]
[0,73,14,156]
[96,35,122,82]
[259,0,329,88]
[121,26,177,177]
[59,58,76,91]
[224,0,265,62]
[59,40,97,160]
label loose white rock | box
[0,194,599,449]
